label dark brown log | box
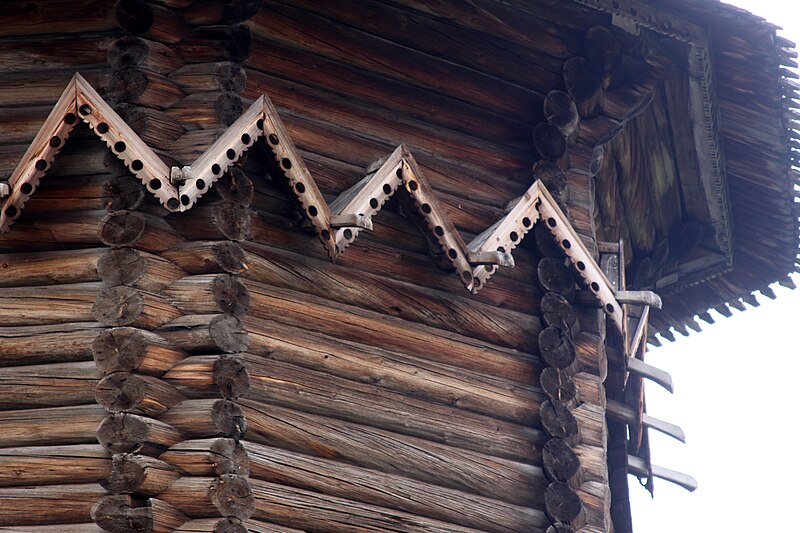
[213,356,251,399]
[176,25,252,64]
[93,286,183,328]
[540,367,578,406]
[171,62,247,93]
[0,248,105,287]
[159,474,255,520]
[99,211,186,252]
[108,36,184,75]
[584,26,622,89]
[105,174,148,212]
[0,283,100,326]
[0,405,106,448]
[541,292,579,331]
[532,160,567,200]
[540,400,580,447]
[161,241,248,275]
[175,517,253,533]
[98,248,186,292]
[16,173,125,214]
[114,103,187,151]
[164,354,542,462]
[158,314,249,353]
[109,68,186,109]
[92,494,189,533]
[215,167,254,206]
[243,441,545,533]
[93,327,187,376]
[1,322,103,367]
[96,372,185,416]
[533,122,567,161]
[545,481,584,525]
[178,0,262,25]
[544,90,580,140]
[534,221,563,258]
[0,361,100,409]
[0,444,110,487]
[241,400,545,507]
[169,201,251,242]
[159,438,250,477]
[563,57,603,118]
[539,327,577,370]
[102,454,180,496]
[538,258,576,300]
[166,92,244,129]
[115,0,190,43]
[543,438,582,484]
[161,399,247,440]
[97,413,183,455]
[164,275,250,318]
[0,483,107,526]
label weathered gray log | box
[540,367,578,406]
[162,241,248,275]
[543,438,582,487]
[176,25,252,63]
[102,454,180,496]
[96,372,186,416]
[534,221,564,258]
[163,275,250,318]
[538,258,576,300]
[93,327,187,376]
[92,494,189,533]
[243,441,547,533]
[0,283,100,326]
[0,483,107,526]
[98,248,186,292]
[93,286,183,328]
[159,438,250,477]
[563,57,603,118]
[97,413,183,456]
[241,400,546,507]
[159,474,255,520]
[545,481,585,525]
[163,355,251,400]
[539,326,577,370]
[174,517,250,533]
[0,524,103,532]
[540,400,580,447]
[541,292,579,331]
[533,122,567,161]
[0,361,100,409]
[171,62,247,93]
[544,90,580,140]
[215,167,254,207]
[159,314,249,353]
[0,444,110,487]
[160,399,247,440]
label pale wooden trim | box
[628,454,698,492]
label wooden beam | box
[607,400,685,443]
[626,357,673,393]
[627,455,698,492]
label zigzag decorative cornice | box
[0,73,629,334]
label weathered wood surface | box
[92,493,189,533]
[0,361,100,409]
[175,517,304,533]
[0,524,104,532]
[107,35,183,74]
[0,483,107,526]
[243,441,545,533]
[0,248,106,287]
[159,438,250,477]
[96,372,185,416]
[0,322,102,366]
[164,274,250,318]
[0,444,110,487]
[93,327,187,376]
[162,355,251,400]
[161,399,248,440]
[93,285,183,328]
[101,454,180,497]
[97,413,183,456]
[159,314,249,353]
[0,282,105,326]
[159,474,255,520]
[164,354,543,462]
[98,248,186,292]
[161,241,248,275]
[241,400,545,507]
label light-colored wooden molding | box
[628,454,698,492]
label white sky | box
[631,3,800,530]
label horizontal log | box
[92,493,188,533]
[161,399,247,440]
[162,355,251,400]
[175,517,300,533]
[114,0,190,43]
[164,354,542,462]
[244,441,546,533]
[99,211,186,252]
[178,0,262,25]
[108,67,186,109]
[0,248,107,287]
[107,35,184,75]
[0,524,103,532]
[93,327,187,376]
[159,438,250,477]
[0,483,107,526]
[0,360,100,410]
[0,31,115,70]
[159,474,255,520]
[97,413,183,456]
[161,241,248,275]
[96,372,185,416]
[0,444,110,487]
[168,200,251,241]
[0,282,103,326]
[93,285,183,329]
[113,103,187,152]
[241,400,545,507]
[0,322,102,367]
[171,62,247,93]
[245,315,543,425]
[102,453,180,496]
[163,274,250,318]
[98,248,186,292]
[165,92,243,130]
[175,25,251,64]
[159,314,249,353]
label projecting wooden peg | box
[615,290,662,309]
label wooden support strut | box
[627,455,698,492]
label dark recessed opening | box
[149,179,161,190]
[226,148,236,160]
[20,183,33,195]
[79,104,91,116]
[382,183,392,194]
[295,183,305,194]
[180,194,191,206]
[448,249,458,259]
[34,159,47,171]
[421,204,432,214]
[131,160,143,171]
[114,141,126,153]
[212,164,221,175]
[369,198,379,209]
[49,136,61,148]
[196,179,206,190]
[241,133,251,145]
[308,205,318,217]
[268,134,279,145]
[281,158,292,169]
[96,122,109,134]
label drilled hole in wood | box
[605,303,615,314]
[295,183,305,193]
[268,134,279,145]
[474,277,482,287]
[149,179,161,190]
[321,229,331,240]
[241,133,251,145]
[448,249,458,259]
[576,261,586,271]
[434,226,444,236]
[180,194,191,206]
[114,141,126,153]
[497,246,506,253]
[131,160,143,171]
[461,270,473,283]
[590,281,600,292]
[407,180,418,191]
[257,119,264,130]
[281,158,292,169]
[510,231,519,242]
[64,113,77,124]
[382,183,392,194]
[308,205,318,217]
[20,183,33,195]
[369,198,379,209]
[226,148,236,160]
[547,217,557,227]
[34,159,48,171]
[562,239,571,249]
[522,217,532,228]
[5,205,17,217]
[49,136,62,148]
[212,164,221,175]
[421,203,432,214]
[167,198,179,209]
[96,122,109,134]
[396,168,403,178]
[79,104,92,116]
[196,179,206,190]
[629,7,638,15]
[344,229,353,240]
[487,265,496,273]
